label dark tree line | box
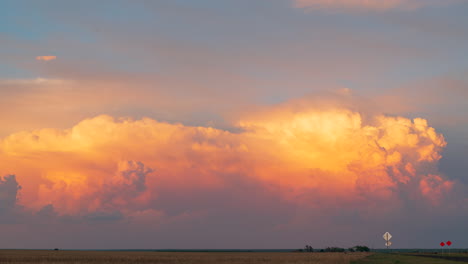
[299,245,369,253]
[324,247,345,252]
[351,245,370,252]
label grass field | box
[352,253,467,264]
[4,250,468,264]
[0,250,370,264]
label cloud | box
[292,0,454,12]
[0,100,451,218]
[0,98,466,248]
[89,160,153,213]
[419,174,454,206]
[0,175,21,214]
[36,56,57,61]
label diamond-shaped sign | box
[447,241,452,246]
[440,242,445,247]
[383,232,392,241]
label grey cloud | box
[84,211,124,222]
[0,175,21,213]
[119,161,151,194]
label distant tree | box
[348,247,355,252]
[354,245,370,252]
[325,247,345,252]
[304,245,314,252]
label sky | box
[1,0,468,249]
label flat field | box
[352,253,467,264]
[0,250,370,264]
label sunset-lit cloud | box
[36,56,56,61]
[293,0,454,11]
[0,102,450,217]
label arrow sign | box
[383,232,392,241]
[447,241,452,246]
[385,241,392,247]
[440,242,445,247]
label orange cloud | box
[293,0,450,11]
[0,104,451,216]
[36,56,57,61]
[419,174,454,206]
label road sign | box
[383,232,392,241]
[440,242,445,247]
[447,241,452,246]
[385,241,392,247]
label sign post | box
[383,232,392,250]
[440,242,445,254]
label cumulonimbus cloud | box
[36,56,57,61]
[293,0,454,11]
[0,102,452,217]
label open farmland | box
[352,253,468,264]
[0,250,370,264]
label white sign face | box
[383,232,392,241]
[385,241,392,247]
